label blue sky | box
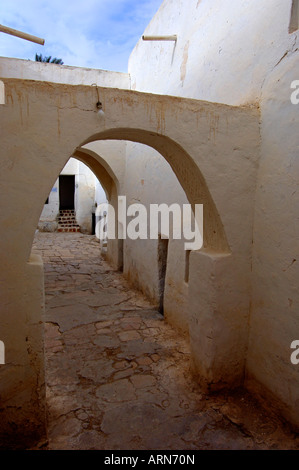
[0,0,162,71]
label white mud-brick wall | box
[128,0,299,428]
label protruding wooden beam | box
[142,35,177,42]
[0,24,45,45]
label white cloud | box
[0,0,162,71]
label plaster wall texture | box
[81,140,128,265]
[127,0,299,427]
[0,254,46,447]
[123,142,191,332]
[39,180,59,226]
[83,140,127,195]
[95,180,107,207]
[129,0,297,104]
[61,157,79,175]
[246,53,299,427]
[75,160,96,233]
[126,0,263,355]
[0,57,130,89]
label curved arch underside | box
[81,129,229,253]
[0,78,261,438]
[0,79,260,262]
[73,148,117,200]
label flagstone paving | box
[32,232,299,450]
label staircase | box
[57,210,81,233]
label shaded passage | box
[32,233,299,450]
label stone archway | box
[0,78,260,446]
[74,147,119,199]
[81,129,229,254]
[73,147,123,269]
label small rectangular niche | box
[184,250,191,283]
[158,235,169,314]
[289,0,299,33]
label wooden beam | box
[142,35,177,42]
[0,24,45,45]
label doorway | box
[59,175,75,210]
[158,236,169,315]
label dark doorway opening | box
[59,175,75,210]
[184,250,191,283]
[118,238,124,272]
[158,236,169,315]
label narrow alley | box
[32,232,299,450]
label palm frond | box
[34,54,64,65]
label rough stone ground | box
[32,232,299,450]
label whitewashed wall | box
[124,142,191,331]
[39,158,101,234]
[129,0,298,104]
[128,0,299,427]
[0,57,130,89]
[38,180,59,231]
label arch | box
[72,146,123,269]
[25,127,229,263]
[0,78,259,264]
[80,129,230,254]
[0,79,260,443]
[73,147,118,200]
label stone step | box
[58,224,80,228]
[57,227,81,233]
[57,210,80,233]
[58,219,78,223]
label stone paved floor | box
[32,232,299,450]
